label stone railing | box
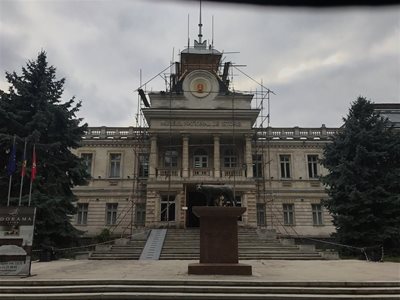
[221,168,246,178]
[82,127,148,140]
[157,168,181,177]
[255,126,340,140]
[82,126,340,141]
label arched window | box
[224,148,237,168]
[164,150,178,168]
[193,148,208,168]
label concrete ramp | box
[139,229,167,260]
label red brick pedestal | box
[188,207,252,275]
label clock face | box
[183,70,219,101]
[190,76,211,98]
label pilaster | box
[213,135,220,177]
[149,135,158,178]
[245,134,253,178]
[182,135,189,178]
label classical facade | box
[72,28,339,238]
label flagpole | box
[28,175,33,207]
[7,176,12,207]
[18,139,27,206]
[28,144,36,206]
[7,135,16,207]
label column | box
[182,135,189,177]
[149,135,158,178]
[213,135,220,177]
[245,134,253,178]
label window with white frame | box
[257,203,266,226]
[160,195,175,221]
[280,155,291,178]
[253,154,263,178]
[77,203,88,225]
[106,203,118,225]
[223,148,237,168]
[193,149,208,168]
[109,153,121,178]
[307,155,319,178]
[138,153,149,177]
[312,204,323,225]
[283,203,294,225]
[164,150,178,168]
[81,153,93,176]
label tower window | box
[109,153,121,178]
[308,155,319,178]
[280,155,291,178]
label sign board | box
[0,206,36,276]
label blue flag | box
[7,143,16,176]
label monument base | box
[188,263,252,275]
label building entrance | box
[186,190,207,227]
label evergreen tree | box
[321,97,400,253]
[0,51,89,248]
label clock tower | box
[141,11,259,228]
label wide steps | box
[88,240,146,260]
[0,280,398,299]
[160,229,323,260]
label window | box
[138,153,149,177]
[106,203,118,225]
[257,203,266,226]
[164,150,178,168]
[223,148,237,168]
[308,155,319,178]
[135,203,146,226]
[312,204,323,225]
[109,153,121,178]
[280,155,291,178]
[193,149,208,168]
[77,203,88,225]
[283,204,294,225]
[81,153,93,176]
[253,154,263,178]
[160,195,175,221]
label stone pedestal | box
[188,207,252,275]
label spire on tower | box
[198,0,203,44]
[194,0,207,49]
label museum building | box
[72,27,340,238]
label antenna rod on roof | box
[187,14,190,49]
[198,0,203,44]
[212,15,214,49]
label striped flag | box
[31,145,36,182]
[21,153,27,177]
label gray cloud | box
[0,0,399,128]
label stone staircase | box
[160,228,323,260]
[0,279,398,299]
[89,238,147,260]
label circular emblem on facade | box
[183,70,219,101]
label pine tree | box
[321,97,400,253]
[0,51,89,248]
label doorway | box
[186,190,207,227]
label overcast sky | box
[0,0,399,128]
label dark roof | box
[372,103,400,110]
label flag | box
[31,145,36,182]
[7,143,16,176]
[18,139,27,206]
[21,150,27,177]
[21,157,27,177]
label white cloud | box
[0,0,399,128]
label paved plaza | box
[10,259,399,282]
